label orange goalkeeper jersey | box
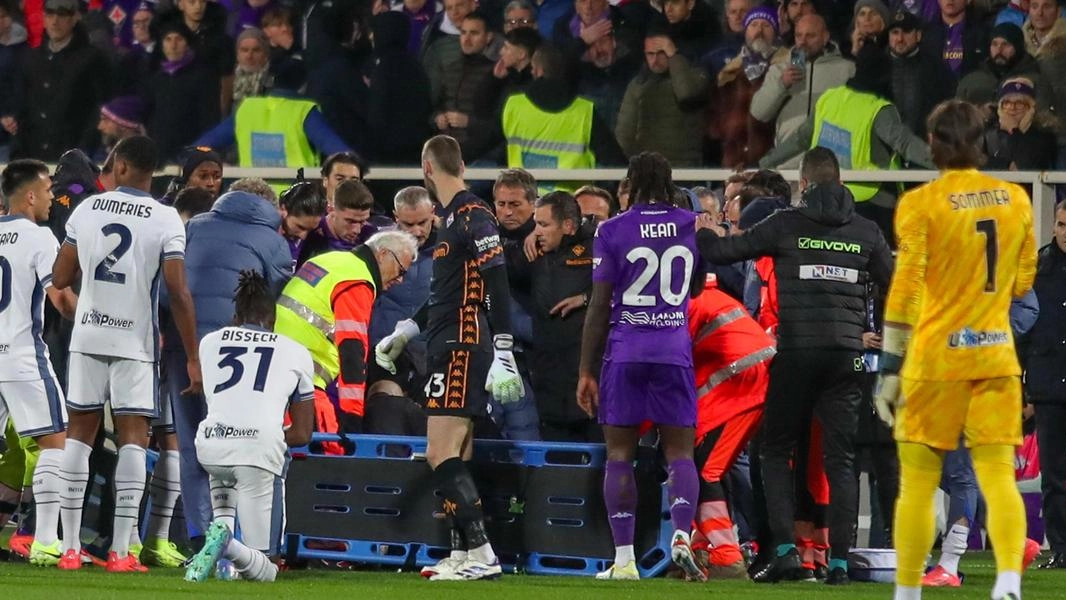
[885,169,1037,381]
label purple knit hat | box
[100,95,146,132]
[743,4,779,35]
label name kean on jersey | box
[797,237,861,254]
[948,327,1010,348]
[91,197,153,219]
[948,189,1011,211]
[640,222,677,239]
[221,329,278,343]
[799,264,859,283]
[0,232,19,246]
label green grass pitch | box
[2,554,1066,599]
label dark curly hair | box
[233,270,275,327]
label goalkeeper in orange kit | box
[874,100,1038,600]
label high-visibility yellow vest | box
[235,96,319,169]
[502,92,596,193]
[811,87,896,202]
[274,250,376,388]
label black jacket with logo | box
[697,183,893,352]
[1026,241,1066,403]
[506,222,594,422]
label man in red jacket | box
[687,279,775,578]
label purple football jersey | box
[592,203,699,366]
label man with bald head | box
[750,14,855,145]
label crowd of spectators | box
[1,0,1065,173]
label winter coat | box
[956,52,1052,112]
[984,114,1058,170]
[893,48,957,137]
[920,9,991,80]
[708,46,789,169]
[0,22,27,148]
[751,42,855,145]
[616,53,709,166]
[183,191,293,341]
[11,26,110,161]
[697,182,894,352]
[436,52,503,161]
[145,56,222,162]
[1024,17,1066,140]
[576,50,641,133]
[1026,241,1066,403]
[366,12,432,165]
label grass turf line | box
[1,553,1065,599]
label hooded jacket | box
[697,182,894,351]
[183,191,293,342]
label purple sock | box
[667,459,699,533]
[604,460,637,547]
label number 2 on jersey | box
[215,346,276,393]
[976,219,997,292]
[621,245,694,307]
[94,223,133,284]
[0,257,11,313]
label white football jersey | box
[65,188,185,361]
[196,326,315,476]
[0,216,60,381]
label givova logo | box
[797,237,862,254]
[948,327,1010,349]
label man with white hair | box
[274,230,417,443]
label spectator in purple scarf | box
[394,0,439,56]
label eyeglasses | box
[1001,99,1032,109]
[386,249,408,280]
[505,18,534,25]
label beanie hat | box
[181,147,223,180]
[853,0,890,26]
[100,96,146,132]
[990,22,1025,54]
[743,4,779,35]
[999,77,1036,100]
[155,17,194,43]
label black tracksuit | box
[1026,241,1066,555]
[506,223,598,441]
[697,183,893,560]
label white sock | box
[894,584,922,600]
[992,571,1021,599]
[59,439,92,553]
[146,450,180,541]
[615,544,635,566]
[449,550,468,561]
[939,523,969,575]
[227,539,278,582]
[111,445,147,557]
[31,449,64,546]
[468,542,496,564]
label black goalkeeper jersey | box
[426,190,505,355]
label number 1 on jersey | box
[976,219,997,292]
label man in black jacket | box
[506,191,599,442]
[889,10,956,138]
[697,147,893,585]
[5,0,110,161]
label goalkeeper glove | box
[374,319,419,375]
[873,323,911,428]
[485,334,524,404]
